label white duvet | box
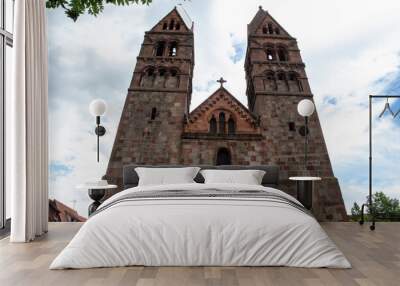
[50,183,351,269]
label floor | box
[0,222,399,286]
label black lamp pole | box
[94,116,106,162]
[304,116,309,173]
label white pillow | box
[200,169,266,185]
[135,167,200,186]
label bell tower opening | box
[216,148,231,165]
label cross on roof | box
[217,77,227,88]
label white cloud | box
[48,0,400,215]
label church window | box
[277,72,286,81]
[266,48,275,61]
[150,107,157,120]
[155,41,165,56]
[277,47,288,61]
[288,72,297,81]
[265,71,277,91]
[288,72,303,92]
[168,42,178,57]
[209,116,217,134]
[216,148,231,165]
[169,19,175,30]
[268,23,274,34]
[262,26,268,34]
[175,22,181,30]
[228,117,235,135]
[162,22,168,30]
[288,122,296,131]
[147,68,155,77]
[218,112,226,134]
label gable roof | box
[150,6,193,32]
[188,86,258,125]
[247,6,292,38]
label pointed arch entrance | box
[216,147,231,165]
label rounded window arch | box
[227,117,236,135]
[209,116,217,134]
[155,41,166,57]
[268,23,274,34]
[277,71,286,81]
[140,66,156,87]
[216,147,231,165]
[168,41,178,57]
[288,71,303,92]
[169,19,175,30]
[165,68,179,88]
[266,47,275,61]
[264,70,277,91]
[218,112,226,134]
[277,46,288,62]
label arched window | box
[275,27,280,35]
[216,148,231,165]
[218,112,226,134]
[150,107,157,120]
[175,22,181,30]
[140,67,156,87]
[165,69,179,88]
[288,72,303,92]
[209,116,217,134]
[154,68,167,87]
[228,117,235,135]
[264,71,277,91]
[277,47,288,62]
[155,41,165,57]
[147,68,155,77]
[277,72,288,91]
[169,19,175,30]
[162,22,168,30]
[268,23,274,34]
[277,72,286,81]
[266,48,275,61]
[168,42,177,57]
[262,26,268,34]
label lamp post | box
[297,99,315,173]
[89,99,107,162]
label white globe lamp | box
[297,99,315,117]
[89,99,107,117]
[297,99,315,173]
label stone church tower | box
[105,7,348,221]
[244,7,346,220]
[105,7,194,182]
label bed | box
[50,165,350,269]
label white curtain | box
[9,0,48,242]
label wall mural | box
[47,0,400,220]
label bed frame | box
[123,165,279,190]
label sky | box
[47,0,400,216]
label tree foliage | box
[351,192,400,221]
[46,0,153,21]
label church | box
[105,6,347,221]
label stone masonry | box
[105,6,348,221]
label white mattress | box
[50,183,351,269]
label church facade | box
[105,7,347,221]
